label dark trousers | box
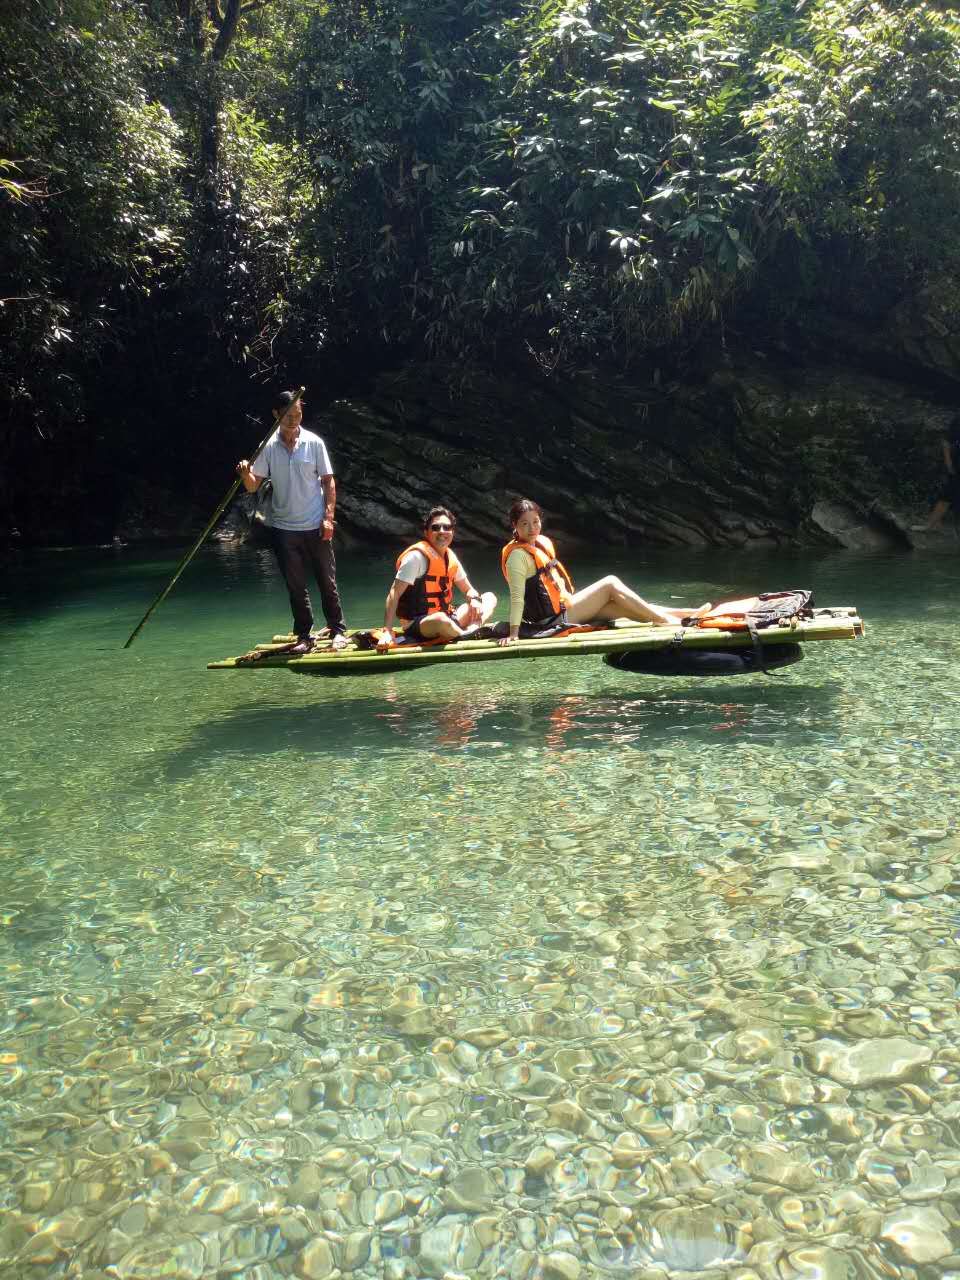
[272,527,346,638]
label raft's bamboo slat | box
[207,610,863,672]
[263,608,862,648]
[267,618,655,645]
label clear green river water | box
[3,542,960,1280]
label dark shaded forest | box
[3,0,959,546]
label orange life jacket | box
[694,614,753,631]
[500,535,574,624]
[395,540,461,621]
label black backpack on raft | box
[746,589,815,629]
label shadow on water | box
[160,678,841,780]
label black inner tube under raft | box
[604,642,804,678]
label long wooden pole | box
[122,386,305,648]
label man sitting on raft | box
[381,506,497,646]
[498,498,710,645]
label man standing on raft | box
[237,389,349,654]
[381,506,496,646]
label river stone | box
[803,1038,933,1086]
[418,1217,483,1276]
[493,1063,565,1101]
[374,1189,405,1223]
[880,1119,942,1154]
[296,1237,336,1279]
[784,1245,854,1280]
[880,1207,953,1263]
[443,1165,499,1213]
[342,1230,371,1270]
[278,1215,313,1247]
[840,1008,896,1039]
[461,1026,510,1049]
[191,1179,248,1214]
[117,1205,150,1236]
[453,1041,481,1072]
[649,1207,742,1270]
[821,1105,872,1145]
[114,1239,207,1279]
[218,1223,284,1270]
[21,1178,61,1213]
[516,1217,539,1251]
[857,1147,908,1197]
[290,1166,324,1208]
[693,1148,740,1185]
[17,1230,66,1266]
[474,1215,501,1249]
[511,1249,537,1280]
[540,1250,582,1279]
[526,1146,557,1176]
[740,1149,816,1192]
[405,1099,455,1134]
[544,1101,591,1135]
[902,1163,947,1201]
[399,1141,445,1179]
[775,1197,821,1235]
[611,1132,647,1169]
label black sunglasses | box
[429,522,453,532]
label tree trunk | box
[211,0,243,61]
[198,62,222,215]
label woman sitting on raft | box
[498,498,710,645]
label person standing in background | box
[913,413,960,534]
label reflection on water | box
[161,682,840,776]
[1,544,960,1276]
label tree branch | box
[211,0,241,59]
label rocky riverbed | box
[4,542,960,1278]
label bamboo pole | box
[123,386,305,648]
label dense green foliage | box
[1,0,959,538]
[299,0,960,366]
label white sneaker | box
[330,633,350,652]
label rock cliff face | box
[294,351,952,552]
[32,280,960,552]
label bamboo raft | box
[207,607,863,676]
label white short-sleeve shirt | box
[252,428,332,531]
